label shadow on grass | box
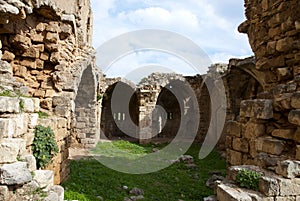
[62,143,225,201]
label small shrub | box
[37,111,49,119]
[32,125,59,169]
[236,169,261,191]
[97,94,102,101]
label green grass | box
[62,141,226,201]
[91,140,154,159]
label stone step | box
[217,183,272,201]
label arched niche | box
[74,64,99,148]
[100,81,139,141]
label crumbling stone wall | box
[216,0,300,200]
[0,58,64,200]
[0,0,100,185]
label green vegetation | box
[236,169,261,191]
[19,98,25,111]
[0,90,29,98]
[32,125,59,169]
[63,141,226,201]
[37,111,50,119]
[0,90,14,97]
[97,94,102,101]
[91,140,154,159]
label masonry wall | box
[217,1,300,199]
[0,0,100,184]
[226,0,300,170]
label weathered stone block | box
[277,67,292,82]
[57,118,67,128]
[10,34,31,49]
[36,22,46,32]
[0,186,9,201]
[276,37,294,52]
[275,197,296,201]
[278,178,300,196]
[217,183,252,201]
[13,64,28,78]
[289,110,300,126]
[0,118,14,138]
[40,52,49,61]
[31,32,44,43]
[54,106,70,118]
[227,149,242,166]
[0,138,26,163]
[38,118,56,129]
[259,176,279,196]
[226,121,241,137]
[46,22,60,33]
[45,90,56,97]
[33,44,45,52]
[240,99,273,119]
[271,129,295,140]
[32,98,40,112]
[22,46,39,58]
[49,185,64,201]
[291,92,300,109]
[33,90,45,98]
[20,154,36,171]
[36,59,44,69]
[20,59,36,69]
[24,129,35,147]
[0,96,19,113]
[33,170,54,190]
[52,96,70,107]
[244,122,265,139]
[232,138,249,153]
[41,98,52,110]
[257,137,285,155]
[1,50,15,62]
[0,162,32,185]
[20,97,35,113]
[50,51,60,64]
[13,114,29,137]
[276,160,300,179]
[28,113,38,129]
[56,128,68,141]
[45,32,59,43]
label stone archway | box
[100,81,139,141]
[224,60,264,120]
[74,64,99,148]
[153,83,181,139]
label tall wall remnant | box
[0,1,101,194]
[216,0,300,200]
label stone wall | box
[0,60,64,200]
[216,0,300,200]
[0,0,100,186]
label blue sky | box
[90,0,253,78]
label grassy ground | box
[62,141,225,201]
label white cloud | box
[90,0,253,77]
[118,7,199,30]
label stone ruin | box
[0,0,299,200]
[216,0,300,200]
[0,0,100,200]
